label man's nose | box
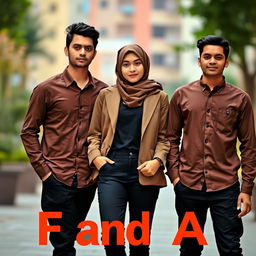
[80,47,86,55]
[209,57,216,64]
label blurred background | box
[0,0,255,166]
[0,0,255,255]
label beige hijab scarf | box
[115,44,163,108]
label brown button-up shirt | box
[167,79,256,194]
[21,67,108,188]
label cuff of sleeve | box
[32,162,51,180]
[241,181,254,195]
[153,153,166,167]
[153,157,163,167]
[88,149,101,166]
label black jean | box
[41,174,97,256]
[98,150,160,256]
[174,181,243,256]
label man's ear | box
[197,57,201,67]
[225,58,230,68]
[64,46,68,56]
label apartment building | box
[29,0,184,89]
[89,0,182,87]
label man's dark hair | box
[65,22,99,49]
[197,35,230,59]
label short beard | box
[68,56,89,68]
[70,62,88,68]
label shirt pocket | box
[216,107,238,133]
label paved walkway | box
[1,181,255,256]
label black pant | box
[41,174,96,256]
[174,181,243,256]
[98,150,160,256]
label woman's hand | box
[137,159,160,176]
[93,156,115,170]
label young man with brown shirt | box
[21,23,107,256]
[167,35,256,256]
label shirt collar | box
[199,75,226,92]
[62,66,96,88]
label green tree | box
[178,0,256,103]
[0,1,50,162]
[14,13,52,89]
[0,0,31,31]
[0,33,29,161]
[0,33,26,103]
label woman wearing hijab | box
[87,44,170,256]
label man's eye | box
[86,47,93,51]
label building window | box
[153,0,177,13]
[118,0,134,15]
[100,0,108,8]
[153,26,166,37]
[153,52,180,70]
[118,0,133,4]
[153,25,181,42]
[153,54,165,66]
[153,0,165,9]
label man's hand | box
[137,160,160,176]
[237,192,251,217]
[42,172,52,181]
[93,156,115,170]
[173,177,180,186]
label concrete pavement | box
[0,181,255,256]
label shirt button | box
[205,139,208,143]
[207,109,211,113]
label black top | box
[111,101,143,152]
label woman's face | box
[121,52,144,84]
